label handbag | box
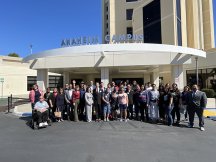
[54,111,61,118]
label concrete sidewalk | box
[13,103,32,117]
[13,103,216,117]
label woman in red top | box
[72,85,80,122]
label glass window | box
[176,0,181,19]
[27,76,37,91]
[176,0,182,46]
[127,27,133,35]
[177,19,182,46]
[126,0,138,2]
[27,76,63,91]
[126,9,133,20]
[49,76,63,90]
[143,0,162,44]
[186,68,216,90]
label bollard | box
[7,94,12,113]
[7,96,10,113]
[10,94,12,110]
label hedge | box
[201,89,216,98]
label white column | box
[150,70,159,87]
[101,68,109,88]
[144,73,151,83]
[171,65,184,90]
[150,68,159,87]
[37,69,48,92]
[63,72,70,85]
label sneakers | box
[39,123,43,127]
[44,122,48,126]
[120,118,123,122]
[200,127,205,131]
[187,124,194,128]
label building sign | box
[105,34,143,43]
[61,36,99,47]
[61,34,144,47]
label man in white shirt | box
[34,96,49,127]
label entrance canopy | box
[23,43,206,70]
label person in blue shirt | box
[34,96,49,127]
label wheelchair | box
[30,109,51,130]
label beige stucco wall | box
[0,56,60,97]
[202,0,215,50]
[103,0,215,50]
[0,56,37,96]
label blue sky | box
[0,0,216,58]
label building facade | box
[102,0,215,49]
[1,0,214,97]
[101,0,215,89]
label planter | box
[207,98,216,108]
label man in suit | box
[187,84,207,131]
[65,84,74,121]
[93,82,104,121]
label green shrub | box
[201,89,216,98]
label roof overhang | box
[23,43,206,70]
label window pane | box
[126,9,133,20]
[176,0,181,19]
[126,0,138,2]
[177,19,182,46]
[143,0,162,44]
[127,27,133,35]
[27,76,37,91]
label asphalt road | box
[0,112,215,162]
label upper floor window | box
[126,0,138,2]
[176,0,182,46]
[127,27,133,35]
[126,9,133,20]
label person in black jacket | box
[133,85,141,121]
[186,84,207,131]
[170,83,181,125]
[56,88,65,122]
[93,82,104,121]
[126,84,134,120]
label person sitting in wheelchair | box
[34,96,49,127]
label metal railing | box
[6,94,29,113]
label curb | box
[13,106,32,117]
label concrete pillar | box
[171,65,184,90]
[150,70,159,87]
[144,73,151,84]
[37,69,48,92]
[63,72,70,85]
[101,67,109,88]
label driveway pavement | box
[0,112,215,162]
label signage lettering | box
[61,34,143,47]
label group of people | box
[29,80,207,131]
